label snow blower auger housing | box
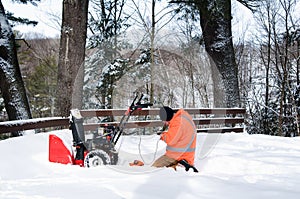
[70,93,153,167]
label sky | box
[2,0,62,38]
[2,0,256,41]
[0,130,300,198]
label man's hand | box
[157,125,168,135]
[158,132,166,141]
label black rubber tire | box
[84,149,111,168]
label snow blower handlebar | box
[127,93,153,114]
[112,93,153,145]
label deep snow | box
[1,130,300,199]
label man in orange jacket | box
[152,106,197,171]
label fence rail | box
[0,108,246,134]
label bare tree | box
[172,7,213,107]
[129,0,177,103]
[277,0,299,136]
[253,0,275,134]
[248,0,299,136]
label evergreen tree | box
[84,0,130,109]
[96,58,130,109]
[26,57,57,118]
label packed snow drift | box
[1,130,300,199]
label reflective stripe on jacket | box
[161,109,197,165]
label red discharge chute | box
[49,134,74,165]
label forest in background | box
[0,0,299,137]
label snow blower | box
[49,93,153,167]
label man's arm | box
[160,120,182,145]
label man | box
[152,106,197,171]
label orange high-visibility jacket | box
[160,109,197,165]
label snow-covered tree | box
[245,0,300,136]
[96,58,130,109]
[196,0,241,107]
[83,0,131,109]
[169,0,242,107]
[88,0,130,54]
[0,1,33,136]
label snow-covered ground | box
[1,130,300,199]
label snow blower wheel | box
[84,149,111,167]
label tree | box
[57,0,89,117]
[17,37,59,118]
[96,58,130,109]
[170,0,241,107]
[88,0,129,56]
[245,0,300,136]
[196,0,240,107]
[85,0,130,109]
[276,0,299,136]
[128,0,179,103]
[0,1,34,136]
[173,6,212,107]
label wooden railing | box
[0,117,69,134]
[0,108,246,134]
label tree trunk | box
[150,0,156,104]
[0,2,32,136]
[262,1,271,134]
[196,0,240,107]
[57,0,89,117]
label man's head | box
[159,106,174,122]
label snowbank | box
[0,130,300,199]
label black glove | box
[178,160,199,173]
[157,124,168,135]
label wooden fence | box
[0,108,246,134]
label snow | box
[0,117,65,126]
[1,131,300,199]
